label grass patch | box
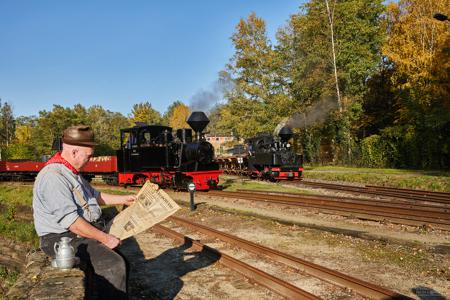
[0,184,33,207]
[320,232,440,276]
[0,184,37,246]
[0,214,38,246]
[306,166,450,176]
[95,187,137,195]
[304,166,450,192]
[0,266,19,293]
[354,242,433,273]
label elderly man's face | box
[73,146,94,170]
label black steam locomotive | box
[217,126,303,181]
[112,111,222,190]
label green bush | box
[360,135,388,168]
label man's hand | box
[122,195,136,206]
[69,217,121,249]
[101,233,121,249]
[98,192,137,206]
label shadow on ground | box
[412,286,446,300]
[103,204,219,300]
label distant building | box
[205,135,243,155]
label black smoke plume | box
[274,97,338,135]
[189,74,234,112]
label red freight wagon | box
[5,161,46,172]
[0,161,46,181]
[0,157,117,182]
[82,156,117,173]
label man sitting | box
[33,125,136,300]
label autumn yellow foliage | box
[169,104,191,130]
[383,0,449,108]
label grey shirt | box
[33,163,102,236]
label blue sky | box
[0,0,304,118]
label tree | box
[31,105,86,158]
[219,13,293,138]
[4,125,34,159]
[361,65,397,137]
[162,100,184,126]
[14,124,32,144]
[0,101,15,148]
[27,104,129,158]
[214,95,267,138]
[275,0,385,163]
[87,106,129,155]
[381,0,450,168]
[129,102,162,126]
[383,0,449,107]
[325,0,342,112]
[168,103,190,130]
[2,116,37,160]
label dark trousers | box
[40,231,128,300]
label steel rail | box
[207,191,450,230]
[366,185,450,196]
[299,181,450,205]
[365,185,450,202]
[152,224,320,299]
[236,189,450,212]
[209,191,450,221]
[168,216,412,300]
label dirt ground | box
[116,184,449,300]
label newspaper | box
[106,181,180,240]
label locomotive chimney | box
[278,126,293,142]
[187,111,209,140]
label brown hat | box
[62,125,97,147]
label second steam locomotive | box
[217,126,303,181]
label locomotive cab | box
[117,125,174,173]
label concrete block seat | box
[6,249,86,300]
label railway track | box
[152,224,319,299]
[206,190,450,231]
[157,216,411,300]
[297,181,450,205]
[237,189,450,210]
[93,182,450,229]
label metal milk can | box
[52,237,75,269]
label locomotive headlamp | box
[286,143,291,148]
